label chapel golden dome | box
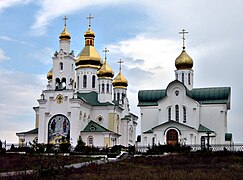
[75,25,102,69]
[47,68,53,80]
[59,26,71,40]
[112,71,128,88]
[175,50,193,70]
[97,59,114,78]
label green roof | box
[81,120,111,133]
[198,124,214,133]
[138,81,230,107]
[225,133,232,141]
[77,91,114,106]
[16,128,38,135]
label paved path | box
[0,154,127,177]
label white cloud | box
[0,48,10,61]
[31,0,130,35]
[30,47,53,65]
[0,69,46,142]
[0,0,32,11]
[0,35,32,46]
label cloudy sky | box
[0,0,242,143]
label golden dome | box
[112,71,128,88]
[97,59,114,78]
[84,27,95,37]
[47,68,53,80]
[75,26,102,69]
[59,26,71,40]
[175,50,193,70]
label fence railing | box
[135,144,243,153]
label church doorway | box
[48,114,70,144]
[166,129,178,145]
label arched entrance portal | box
[48,114,70,144]
[166,129,178,145]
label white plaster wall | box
[76,68,99,93]
[140,106,158,133]
[200,104,228,144]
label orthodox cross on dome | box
[86,13,94,27]
[117,59,124,71]
[103,47,109,60]
[179,29,188,50]
[63,16,68,26]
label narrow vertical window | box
[83,75,87,88]
[182,73,184,84]
[106,83,109,93]
[102,83,105,93]
[88,136,93,146]
[77,76,79,90]
[183,106,186,123]
[99,84,100,93]
[117,93,120,101]
[60,62,63,70]
[188,73,191,85]
[168,107,171,121]
[92,75,96,88]
[176,73,178,80]
[175,105,179,122]
[114,93,116,100]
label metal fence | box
[135,144,243,153]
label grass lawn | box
[0,153,94,173]
[1,152,243,179]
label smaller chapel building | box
[17,16,138,147]
[138,30,232,146]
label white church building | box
[138,30,232,147]
[17,16,138,147]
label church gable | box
[81,120,111,133]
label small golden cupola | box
[47,68,53,80]
[175,29,193,70]
[112,59,128,88]
[97,48,114,78]
[75,14,102,69]
[59,16,71,40]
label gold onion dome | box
[175,50,193,70]
[112,71,128,88]
[97,59,114,78]
[75,26,102,68]
[59,26,71,40]
[47,68,53,80]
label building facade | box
[17,17,138,147]
[138,31,232,146]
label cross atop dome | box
[117,59,124,71]
[63,16,68,26]
[87,13,94,27]
[103,47,109,60]
[179,29,188,50]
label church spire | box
[175,29,194,90]
[59,16,71,40]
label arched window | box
[77,76,79,90]
[102,83,105,93]
[106,83,109,93]
[175,105,179,122]
[83,75,87,88]
[88,136,93,146]
[61,78,66,89]
[182,73,184,84]
[183,106,186,123]
[176,73,178,80]
[55,78,61,90]
[117,93,120,101]
[60,62,63,71]
[92,75,96,88]
[188,73,191,85]
[114,93,116,100]
[168,107,171,121]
